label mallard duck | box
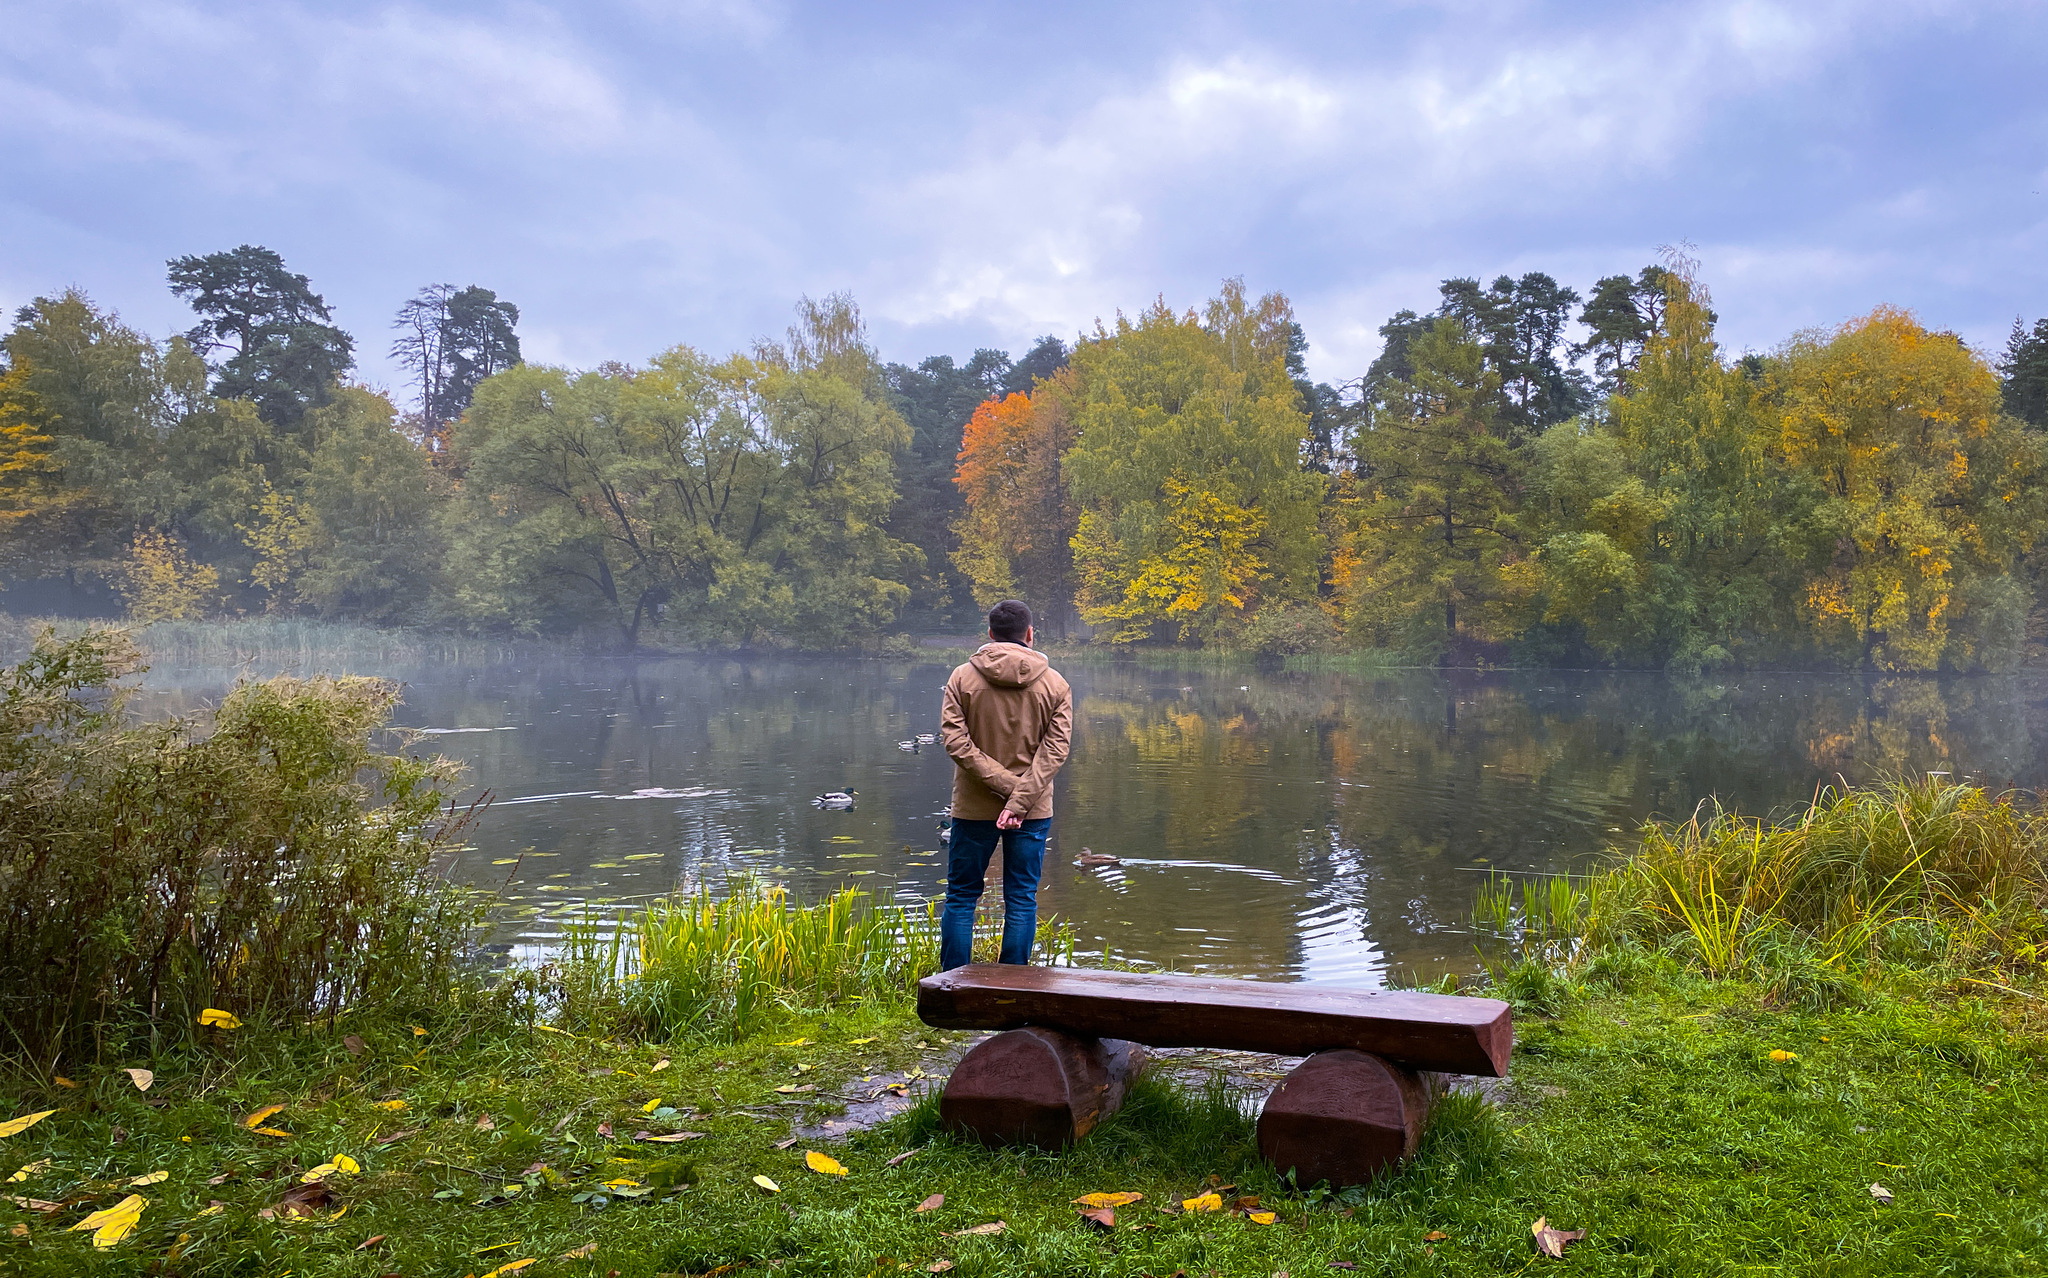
[895,740,919,752]
[914,732,938,746]
[1075,847,1121,868]
[813,790,857,810]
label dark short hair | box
[987,599,1031,643]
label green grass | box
[3,965,2043,1276]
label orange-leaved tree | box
[951,378,1078,633]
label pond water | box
[146,656,2048,987]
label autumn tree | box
[951,379,1079,632]
[1772,308,2042,670]
[1063,281,1322,644]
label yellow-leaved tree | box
[1063,280,1322,644]
[238,483,315,612]
[1771,307,2043,671]
[117,529,220,622]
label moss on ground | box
[3,971,2044,1277]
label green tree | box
[1342,318,1522,650]
[298,387,446,622]
[1575,266,1674,395]
[167,245,355,432]
[391,284,522,434]
[1524,263,1797,670]
[1064,280,1323,644]
[447,296,916,648]
[1999,317,2048,429]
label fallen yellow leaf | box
[197,1009,242,1030]
[373,1100,407,1112]
[560,1241,598,1259]
[773,1038,811,1047]
[123,1069,153,1093]
[753,1175,781,1193]
[241,1105,285,1130]
[805,1150,848,1176]
[946,1221,1006,1237]
[127,1171,168,1188]
[1182,1192,1224,1213]
[301,1164,339,1183]
[71,1194,146,1248]
[410,1026,427,1037]
[251,1127,292,1139]
[650,1059,671,1073]
[1073,1192,1143,1208]
[0,1111,56,1139]
[1531,1216,1586,1258]
[1246,1210,1278,1225]
[333,1154,360,1174]
[641,1098,663,1114]
[52,1077,79,1090]
[480,1260,537,1278]
[602,1178,640,1189]
[7,1160,51,1182]
[197,1203,223,1217]
[848,1038,878,1046]
[1769,1050,1798,1063]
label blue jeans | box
[939,817,1051,970]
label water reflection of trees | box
[132,659,2048,984]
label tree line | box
[4,245,2047,670]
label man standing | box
[938,599,1073,970]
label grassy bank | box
[2,962,2041,1276]
[3,629,2044,1274]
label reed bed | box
[557,881,1073,1041]
[0,614,556,671]
[1477,777,2048,992]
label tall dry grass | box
[1480,778,2048,986]
[556,880,1074,1041]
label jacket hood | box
[971,642,1049,688]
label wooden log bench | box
[917,964,1512,1186]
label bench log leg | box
[1257,1049,1434,1186]
[939,1027,1145,1148]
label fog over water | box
[145,656,2048,987]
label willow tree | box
[1063,280,1323,644]
[445,295,916,648]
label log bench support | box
[1256,1049,1435,1185]
[922,964,1508,1186]
[939,1027,1146,1148]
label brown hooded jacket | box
[940,642,1073,821]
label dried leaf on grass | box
[7,1160,51,1182]
[1077,1206,1116,1230]
[374,1128,419,1146]
[355,1234,387,1250]
[1531,1217,1585,1258]
[1244,1210,1278,1225]
[342,1034,367,1056]
[886,1148,921,1167]
[1073,1192,1143,1208]
[1423,1230,1448,1242]
[639,1131,706,1143]
[250,1127,292,1139]
[943,1221,1005,1237]
[752,1175,781,1193]
[805,1151,848,1176]
[5,1196,62,1213]
[1870,1183,1894,1205]
[560,1241,598,1259]
[928,1263,953,1273]
[258,1180,335,1220]
[240,1105,285,1130]
[1181,1192,1224,1213]
[126,1171,168,1188]
[475,1113,496,1131]
[122,1069,153,1093]
[0,1111,56,1139]
[373,1099,407,1112]
[197,1009,242,1030]
[479,1260,536,1278]
[915,1193,944,1213]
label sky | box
[4,0,2046,403]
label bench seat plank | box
[918,965,1512,1077]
